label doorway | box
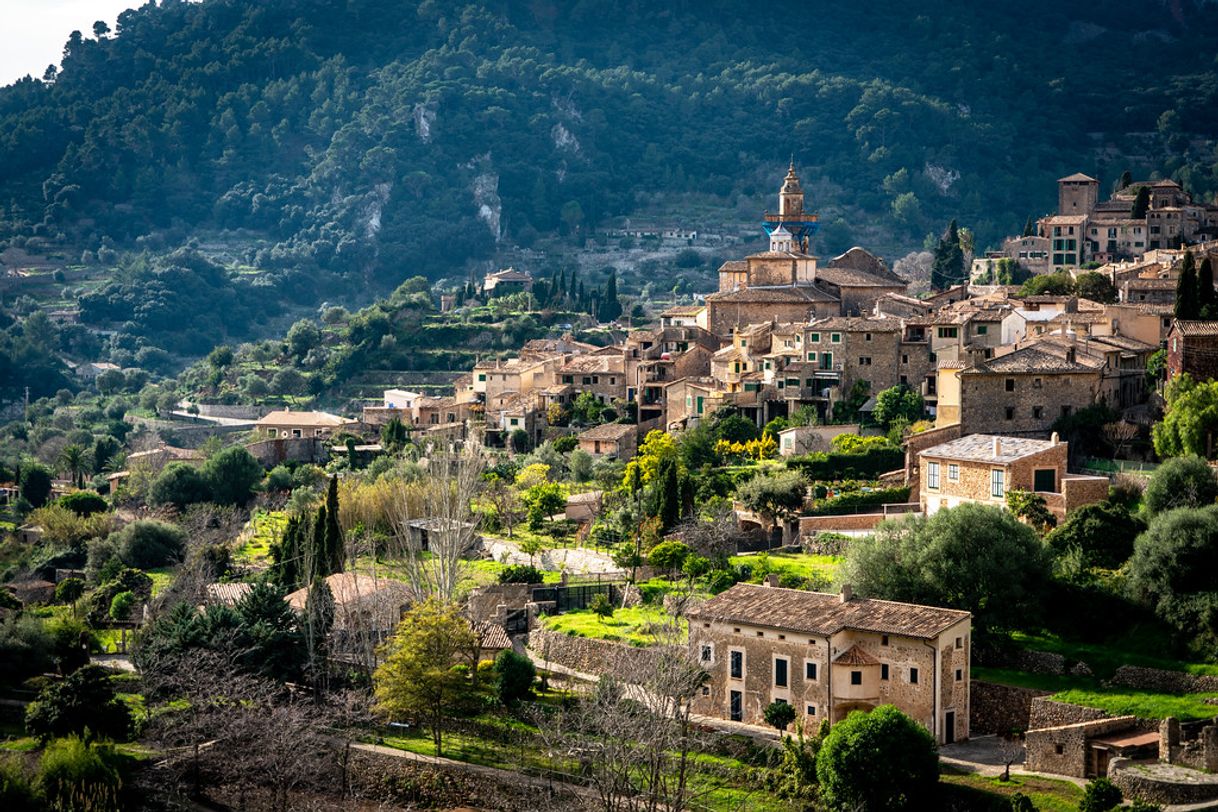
[944,710,956,744]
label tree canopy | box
[816,705,939,811]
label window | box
[730,651,743,679]
[926,461,940,489]
[562,375,574,384]
[991,469,1005,498]
[1034,469,1056,492]
[976,324,988,335]
[1033,406,1044,419]
[807,351,818,362]
[730,691,743,722]
[810,332,821,343]
[850,671,863,685]
[955,668,963,682]
[1005,378,1015,392]
[740,339,747,347]
[858,356,872,366]
[831,333,841,343]
[700,644,712,663]
[947,464,959,481]
[477,373,486,382]
[509,418,518,427]
[902,354,909,364]
[881,664,889,680]
[1055,744,1064,755]
[805,662,817,681]
[938,327,958,339]
[1005,407,1015,420]
[806,704,817,715]
[865,333,872,341]
[775,658,788,688]
[881,635,889,646]
[582,376,592,385]
[909,667,919,685]
[955,636,963,648]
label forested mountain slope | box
[2,0,1217,292]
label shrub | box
[265,465,293,492]
[25,665,132,743]
[0,754,39,812]
[494,649,536,705]
[1045,501,1143,569]
[20,463,54,508]
[108,592,136,622]
[201,446,264,506]
[552,435,578,453]
[816,705,938,811]
[1078,776,1122,812]
[57,491,108,517]
[113,520,186,568]
[763,700,796,731]
[589,592,614,620]
[647,540,691,572]
[786,446,904,480]
[805,485,911,516]
[148,462,210,507]
[497,564,543,584]
[37,736,124,812]
[54,578,84,604]
[1143,455,1217,517]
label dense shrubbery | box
[786,445,904,481]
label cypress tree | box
[309,506,327,583]
[1132,186,1150,219]
[654,458,680,532]
[931,219,965,290]
[1200,257,1216,320]
[271,514,303,589]
[324,476,344,574]
[1116,170,1132,192]
[1175,251,1200,320]
[1022,216,1036,238]
[599,270,622,322]
[557,269,567,304]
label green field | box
[733,551,842,584]
[540,604,686,647]
[233,509,288,565]
[940,767,1083,812]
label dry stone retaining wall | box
[970,681,1051,735]
[1110,665,1218,694]
[1027,697,1110,730]
[528,627,661,676]
[1110,759,1218,806]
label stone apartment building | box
[1167,320,1218,381]
[688,582,972,745]
[917,433,1108,520]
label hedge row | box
[786,447,904,480]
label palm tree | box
[58,444,93,489]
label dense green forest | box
[2,0,1218,402]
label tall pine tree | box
[1175,251,1201,320]
[1200,256,1217,320]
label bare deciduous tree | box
[1102,420,1139,459]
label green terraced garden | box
[540,604,686,647]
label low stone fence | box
[971,681,1051,735]
[1028,696,1110,730]
[1110,665,1218,694]
[1110,759,1218,806]
[798,513,887,534]
[527,627,663,677]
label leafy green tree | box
[1078,776,1122,812]
[1143,454,1218,516]
[497,564,542,584]
[493,649,536,706]
[647,540,691,572]
[841,503,1050,636]
[1019,271,1075,296]
[25,665,132,743]
[286,319,321,359]
[763,700,796,732]
[713,412,760,444]
[55,578,85,604]
[1005,489,1057,533]
[149,462,211,507]
[872,385,923,429]
[1176,251,1200,320]
[201,446,263,506]
[58,491,107,517]
[1045,501,1143,569]
[108,591,135,622]
[20,463,54,508]
[381,417,409,452]
[1129,505,1218,653]
[1075,272,1118,304]
[1153,376,1218,459]
[590,592,614,620]
[737,470,806,539]
[509,428,531,453]
[816,705,938,811]
[373,599,477,756]
[114,519,187,568]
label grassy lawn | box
[465,559,563,585]
[733,551,842,584]
[233,509,287,565]
[540,605,686,647]
[974,667,1218,721]
[1009,630,1218,679]
[940,767,1082,812]
[146,566,175,597]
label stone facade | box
[1167,320,1218,382]
[687,584,971,744]
[937,360,1101,437]
[1025,716,1138,778]
[970,681,1051,736]
[1111,759,1218,806]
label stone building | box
[1167,320,1218,381]
[917,433,1108,520]
[254,409,357,439]
[934,346,1101,436]
[688,582,971,745]
[482,267,533,296]
[577,423,637,459]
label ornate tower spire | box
[780,162,804,216]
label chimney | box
[764,573,780,588]
[993,436,1002,457]
[1051,431,1060,444]
[839,584,853,603]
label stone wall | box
[468,583,534,623]
[1110,665,1218,694]
[1110,759,1218,807]
[798,513,886,535]
[970,681,1050,735]
[246,437,327,466]
[193,403,271,419]
[528,627,660,677]
[1028,696,1109,730]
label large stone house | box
[254,410,357,439]
[917,433,1108,520]
[688,582,972,745]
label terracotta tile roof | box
[687,583,969,640]
[1172,320,1218,336]
[206,582,253,607]
[966,346,1094,374]
[705,285,837,303]
[560,355,624,373]
[919,433,1059,464]
[472,621,511,651]
[661,304,706,316]
[718,260,748,273]
[578,423,635,441]
[834,644,880,666]
[285,573,410,611]
[256,410,354,428]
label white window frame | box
[991,468,1005,498]
[947,464,959,482]
[926,461,940,490]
